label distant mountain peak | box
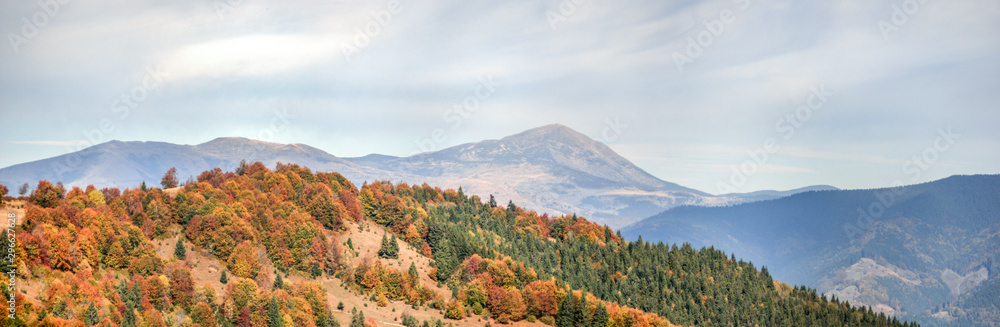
[503,123,595,146]
[198,137,280,148]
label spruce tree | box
[408,262,419,281]
[122,308,137,327]
[273,273,284,290]
[378,233,399,259]
[556,292,574,327]
[591,303,608,327]
[435,238,457,280]
[350,309,365,327]
[84,301,100,326]
[220,270,228,284]
[390,235,400,256]
[174,239,186,260]
[573,293,587,326]
[268,297,284,327]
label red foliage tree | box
[161,167,179,188]
[167,263,195,309]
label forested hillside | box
[0,163,917,326]
[622,174,1000,326]
[355,177,918,326]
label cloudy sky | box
[1,0,998,194]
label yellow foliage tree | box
[227,241,262,279]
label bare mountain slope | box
[0,125,821,228]
[345,124,717,227]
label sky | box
[1,0,998,194]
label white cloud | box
[161,33,339,82]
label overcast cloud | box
[1,0,998,193]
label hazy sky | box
[1,0,998,194]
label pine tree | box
[268,297,284,327]
[390,235,400,256]
[435,238,457,280]
[122,308,137,327]
[573,293,587,326]
[591,303,608,327]
[350,308,365,327]
[488,194,497,208]
[408,262,419,281]
[379,233,399,259]
[84,301,100,326]
[175,239,187,260]
[220,270,229,284]
[556,292,574,327]
[273,273,284,290]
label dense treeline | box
[933,269,1000,326]
[359,180,921,327]
[1,162,363,326]
[0,163,922,326]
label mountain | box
[622,174,1000,326]
[344,124,725,227]
[717,184,840,203]
[0,137,397,190]
[0,124,825,228]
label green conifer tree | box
[556,292,574,327]
[350,309,365,327]
[174,239,186,260]
[408,262,419,281]
[268,297,284,327]
[273,272,284,290]
[378,233,399,259]
[591,303,608,327]
[84,301,100,326]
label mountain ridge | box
[622,173,1000,326]
[2,124,820,227]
